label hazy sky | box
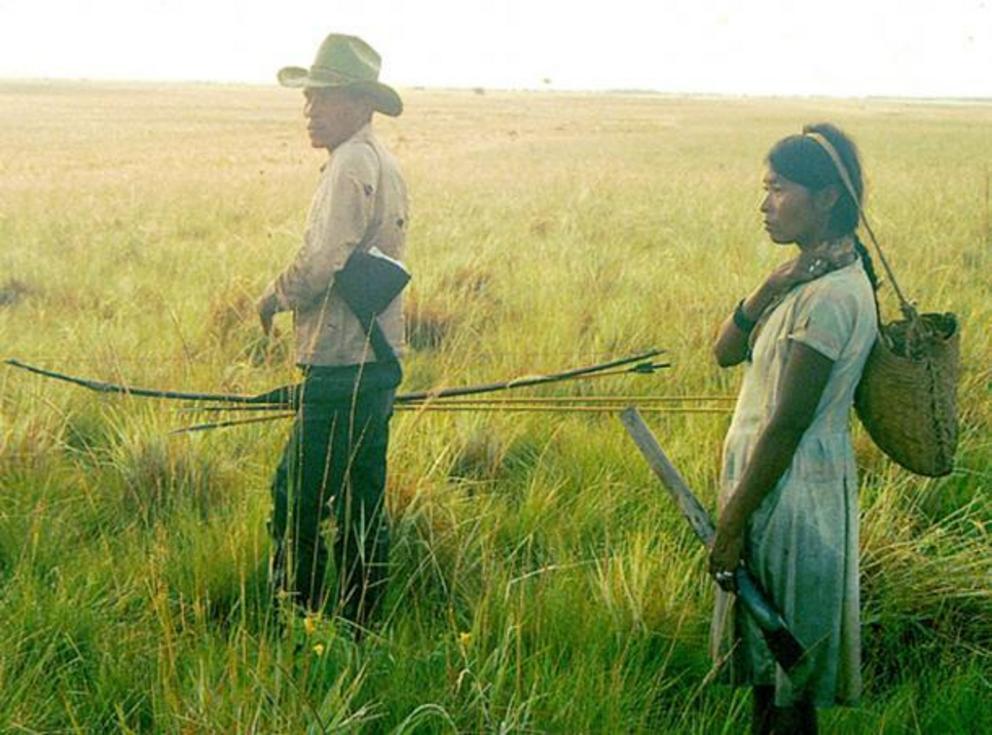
[1,0,990,97]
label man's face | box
[304,87,369,150]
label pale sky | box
[1,0,990,97]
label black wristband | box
[733,299,757,333]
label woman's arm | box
[713,280,785,367]
[708,341,835,576]
[713,253,832,368]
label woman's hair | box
[767,123,880,291]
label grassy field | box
[1,81,990,733]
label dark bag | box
[334,247,411,363]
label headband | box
[803,130,912,311]
[803,131,860,207]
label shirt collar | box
[320,123,374,172]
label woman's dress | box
[710,258,877,707]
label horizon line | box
[2,76,991,104]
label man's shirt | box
[264,124,409,366]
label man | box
[256,33,409,632]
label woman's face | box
[760,168,820,246]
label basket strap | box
[805,132,917,322]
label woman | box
[710,123,879,734]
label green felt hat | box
[278,34,402,117]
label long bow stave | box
[5,349,671,433]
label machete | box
[619,407,805,674]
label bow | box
[5,349,669,412]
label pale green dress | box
[710,259,877,707]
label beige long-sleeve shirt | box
[263,124,409,366]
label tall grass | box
[1,82,990,732]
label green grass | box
[1,81,990,732]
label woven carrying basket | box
[806,132,960,477]
[854,312,959,476]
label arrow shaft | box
[7,349,666,408]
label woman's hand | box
[713,244,846,368]
[765,250,831,293]
[734,251,832,338]
[709,519,745,591]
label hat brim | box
[277,66,403,117]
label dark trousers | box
[268,362,399,626]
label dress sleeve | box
[787,283,857,361]
[263,143,379,312]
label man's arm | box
[257,144,378,330]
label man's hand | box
[256,293,279,336]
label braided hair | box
[767,123,881,292]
